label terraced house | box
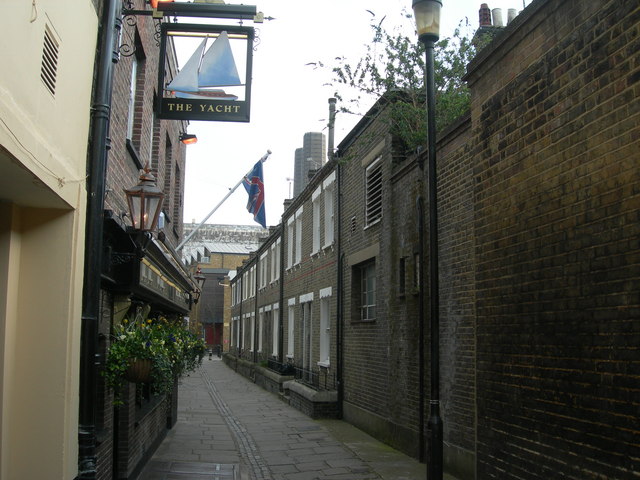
[227,1,639,479]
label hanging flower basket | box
[103,315,206,405]
[125,358,152,383]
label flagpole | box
[176,150,271,251]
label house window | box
[250,313,256,352]
[231,317,238,347]
[173,163,182,231]
[272,304,279,357]
[319,288,332,366]
[287,298,295,358]
[242,315,249,349]
[323,174,335,247]
[259,252,268,289]
[365,157,383,226]
[242,273,247,301]
[353,260,376,322]
[163,134,173,216]
[249,266,256,298]
[271,239,281,282]
[258,310,264,353]
[287,217,294,268]
[300,293,313,372]
[295,207,303,265]
[312,186,322,254]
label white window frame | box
[242,314,249,349]
[258,309,264,353]
[323,173,335,247]
[295,206,303,265]
[272,303,279,357]
[287,216,294,269]
[270,243,277,282]
[259,252,268,289]
[274,239,281,281]
[126,55,138,140]
[311,186,322,255]
[250,313,256,352]
[231,317,237,347]
[250,266,256,298]
[287,298,296,358]
[319,287,332,367]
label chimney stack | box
[479,3,492,26]
[492,8,504,27]
[507,8,517,24]
[328,98,336,161]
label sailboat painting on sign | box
[167,32,241,101]
[158,23,254,122]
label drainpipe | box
[278,222,285,365]
[78,0,119,477]
[330,98,344,419]
[253,260,258,365]
[237,274,243,360]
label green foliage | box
[103,315,206,405]
[326,13,486,153]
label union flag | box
[242,160,266,228]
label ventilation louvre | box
[41,27,59,95]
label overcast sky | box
[181,0,532,227]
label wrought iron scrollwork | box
[119,0,162,58]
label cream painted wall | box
[1,206,85,480]
[0,0,97,208]
[0,0,97,479]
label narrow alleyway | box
[138,357,446,480]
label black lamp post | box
[412,1,442,479]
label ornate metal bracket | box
[119,0,162,58]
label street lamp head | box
[194,267,206,290]
[124,166,165,232]
[412,0,441,44]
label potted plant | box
[103,315,205,405]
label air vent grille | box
[41,27,59,95]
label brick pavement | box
[138,357,453,480]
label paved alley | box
[138,357,443,480]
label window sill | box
[317,361,330,369]
[351,319,376,325]
[126,138,144,170]
[364,219,382,231]
[322,242,335,252]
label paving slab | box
[137,358,457,480]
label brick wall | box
[339,109,393,437]
[104,0,187,250]
[97,0,187,477]
[435,115,476,476]
[467,0,640,477]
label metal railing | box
[265,359,336,391]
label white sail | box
[166,38,206,94]
[199,31,242,87]
[167,31,242,100]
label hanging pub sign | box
[157,23,254,122]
